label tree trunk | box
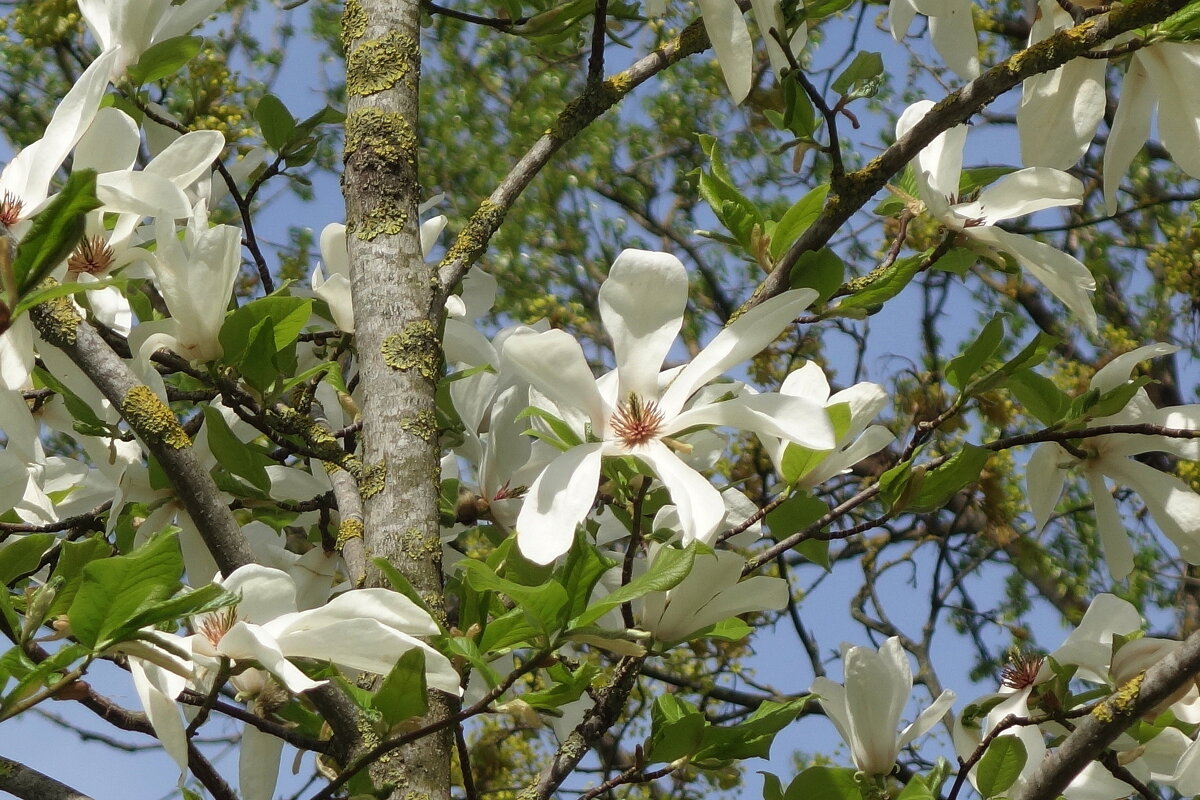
[341,0,451,798]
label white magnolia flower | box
[812,636,956,775]
[897,100,1098,333]
[639,547,787,644]
[1017,0,1200,214]
[133,199,241,363]
[78,0,225,80]
[889,0,979,81]
[1027,343,1200,579]
[503,248,834,564]
[762,360,893,487]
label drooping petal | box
[968,226,1097,333]
[889,0,919,41]
[1017,58,1107,169]
[1084,466,1136,580]
[600,249,688,401]
[1106,458,1200,565]
[239,724,285,800]
[896,688,957,748]
[630,440,726,545]
[699,0,753,104]
[660,288,816,416]
[215,621,325,694]
[928,0,979,80]
[669,392,835,451]
[1090,342,1178,394]
[1026,442,1067,531]
[128,655,189,773]
[1139,43,1200,181]
[516,443,605,564]
[1103,55,1156,215]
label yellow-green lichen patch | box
[399,409,437,442]
[342,0,367,42]
[336,517,365,548]
[120,385,190,450]
[346,31,417,97]
[359,461,387,499]
[1093,672,1144,723]
[399,526,440,561]
[381,321,439,381]
[344,108,417,241]
[29,292,82,347]
[440,200,506,270]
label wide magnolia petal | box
[1090,342,1178,394]
[420,214,448,257]
[240,724,286,800]
[312,267,355,333]
[215,621,325,694]
[74,107,139,173]
[801,425,894,487]
[954,167,1082,223]
[1017,58,1106,169]
[516,443,605,564]
[969,227,1097,333]
[1103,56,1155,215]
[780,361,830,404]
[889,0,919,40]
[1106,458,1200,564]
[661,288,816,416]
[504,329,608,432]
[811,677,856,749]
[146,129,225,189]
[1084,466,1136,580]
[928,0,979,80]
[631,440,727,545]
[1139,43,1200,181]
[1051,593,1141,682]
[0,316,35,391]
[896,688,956,748]
[669,393,835,451]
[276,587,439,637]
[844,640,908,774]
[681,574,788,635]
[699,0,753,104]
[600,249,688,401]
[1026,442,1067,531]
[97,170,192,218]
[221,564,299,622]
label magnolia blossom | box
[897,100,1098,333]
[78,0,225,80]
[639,548,787,644]
[812,636,956,775]
[889,0,979,81]
[1017,0,1200,213]
[761,360,893,487]
[503,249,834,564]
[1027,343,1200,579]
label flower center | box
[67,235,115,275]
[198,606,238,647]
[0,191,24,227]
[610,393,664,447]
[1000,649,1045,690]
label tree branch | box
[0,757,94,800]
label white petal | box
[1103,56,1155,215]
[1106,458,1200,564]
[889,0,919,40]
[928,0,979,80]
[670,393,835,451]
[661,288,816,416]
[779,361,831,404]
[74,107,139,173]
[420,214,448,257]
[1090,342,1178,394]
[844,640,907,774]
[897,101,967,204]
[239,725,285,800]
[1139,43,1200,181]
[1026,442,1067,531]
[129,657,189,773]
[956,167,1081,223]
[516,443,605,564]
[631,440,726,545]
[1017,59,1107,169]
[969,227,1097,333]
[1051,593,1141,681]
[216,621,325,694]
[897,688,957,747]
[220,565,299,622]
[1084,467,1136,580]
[600,250,688,400]
[146,129,225,189]
[277,587,439,637]
[97,170,192,218]
[699,0,753,104]
[504,329,608,432]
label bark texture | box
[341,0,452,798]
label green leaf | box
[878,459,918,513]
[238,317,281,394]
[1004,369,1071,426]
[0,534,54,585]
[461,561,571,637]
[0,642,90,719]
[976,735,1027,798]
[203,406,273,493]
[219,295,312,366]
[12,170,102,294]
[373,648,428,726]
[908,444,991,513]
[959,167,1017,196]
[831,51,883,100]
[932,247,978,276]
[803,0,855,19]
[373,558,441,622]
[116,583,237,638]
[255,94,297,151]
[521,661,598,709]
[693,698,808,766]
[762,772,787,800]
[32,367,108,436]
[126,36,203,84]
[516,406,584,449]
[572,542,698,628]
[837,254,923,314]
[478,607,541,653]
[558,537,617,620]
[770,185,830,260]
[645,693,707,763]
[696,135,765,250]
[778,77,817,138]
[896,775,934,800]
[67,533,183,649]
[788,248,845,305]
[946,315,1005,391]
[783,766,862,800]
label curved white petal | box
[780,361,831,404]
[600,249,688,400]
[670,393,835,451]
[1139,43,1200,181]
[1084,466,1136,580]
[699,0,753,104]
[889,0,919,40]
[420,214,448,258]
[897,688,956,747]
[129,656,190,773]
[844,639,908,774]
[956,167,1082,223]
[146,129,225,189]
[1106,458,1200,565]
[1017,58,1107,169]
[216,621,325,694]
[74,107,139,173]
[239,724,285,800]
[631,440,726,545]
[220,565,299,621]
[1103,56,1155,215]
[516,443,604,564]
[1090,342,1178,394]
[504,329,607,432]
[97,170,192,218]
[1026,442,1067,531]
[661,288,816,415]
[928,0,979,80]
